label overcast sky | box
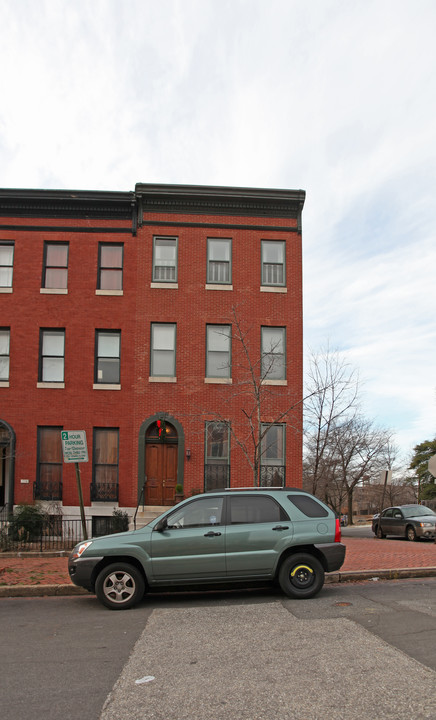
[1,0,435,465]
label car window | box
[287,494,328,518]
[383,509,394,518]
[167,497,224,528]
[393,510,402,518]
[402,506,436,518]
[229,496,288,524]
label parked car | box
[372,504,436,542]
[68,488,345,610]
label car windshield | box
[401,506,436,518]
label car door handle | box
[272,525,289,531]
[204,531,222,537]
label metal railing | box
[134,482,146,530]
[33,480,63,501]
[204,464,230,493]
[90,482,119,502]
[0,517,87,552]
[259,465,285,487]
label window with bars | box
[261,240,285,286]
[92,428,119,501]
[260,424,285,487]
[204,421,230,491]
[153,237,178,282]
[36,427,63,500]
[207,238,231,284]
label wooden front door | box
[145,423,178,505]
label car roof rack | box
[225,487,303,492]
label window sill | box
[40,288,68,294]
[262,379,288,386]
[205,284,233,291]
[260,286,287,293]
[93,383,121,390]
[204,378,233,384]
[149,376,177,383]
[150,282,178,289]
[0,381,9,387]
[0,287,13,293]
[95,289,124,296]
[37,382,65,389]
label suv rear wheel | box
[278,553,325,599]
[95,562,146,610]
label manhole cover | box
[334,602,352,607]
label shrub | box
[111,509,129,533]
[9,504,47,542]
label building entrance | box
[145,421,178,505]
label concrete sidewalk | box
[1,535,435,597]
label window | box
[207,238,231,284]
[260,424,285,486]
[153,237,177,282]
[287,494,328,518]
[92,428,119,501]
[42,242,68,289]
[205,422,230,491]
[261,327,286,380]
[151,323,176,377]
[0,242,14,288]
[0,328,10,382]
[206,325,231,378]
[229,495,288,524]
[95,331,121,384]
[167,496,224,529]
[39,330,65,383]
[36,427,63,500]
[261,240,285,286]
[98,244,123,291]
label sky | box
[0,0,435,466]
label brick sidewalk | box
[0,536,435,587]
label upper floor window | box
[207,238,231,284]
[260,423,285,487]
[261,240,285,286]
[151,323,176,377]
[153,237,178,282]
[0,242,14,288]
[39,330,65,383]
[43,242,69,289]
[206,325,231,378]
[95,330,121,384]
[98,244,123,291]
[261,326,286,380]
[0,328,10,382]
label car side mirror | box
[154,517,168,532]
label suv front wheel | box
[95,562,146,610]
[278,553,325,599]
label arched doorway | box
[0,420,15,514]
[145,420,178,505]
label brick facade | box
[0,184,305,522]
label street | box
[1,578,435,720]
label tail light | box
[334,518,341,543]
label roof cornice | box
[0,188,134,220]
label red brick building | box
[0,183,305,527]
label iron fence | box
[0,517,87,552]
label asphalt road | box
[1,579,435,720]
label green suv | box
[68,488,345,610]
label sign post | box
[61,431,89,540]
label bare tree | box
[199,306,303,487]
[303,345,360,498]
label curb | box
[1,567,435,598]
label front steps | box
[131,506,168,530]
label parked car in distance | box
[68,488,345,610]
[372,504,436,542]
